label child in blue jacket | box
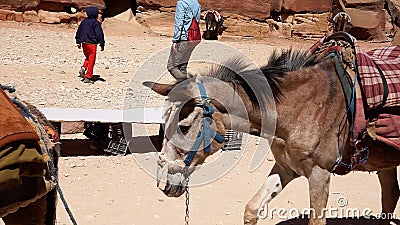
[75,6,105,83]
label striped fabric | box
[355,45,400,111]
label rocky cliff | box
[0,0,397,40]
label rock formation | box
[0,0,395,40]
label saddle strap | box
[323,50,356,128]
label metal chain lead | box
[184,176,190,225]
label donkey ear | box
[143,81,173,96]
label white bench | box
[39,107,164,124]
[38,107,165,155]
[38,107,242,155]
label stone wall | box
[0,8,85,23]
[38,0,104,11]
[137,0,333,21]
[0,0,104,11]
[282,0,332,13]
[136,0,388,40]
[0,0,135,18]
[0,0,40,11]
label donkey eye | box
[179,125,190,135]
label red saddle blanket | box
[354,98,400,150]
[355,45,400,111]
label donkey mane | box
[206,48,317,105]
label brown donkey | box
[144,48,400,225]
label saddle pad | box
[355,45,400,111]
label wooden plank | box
[38,107,164,124]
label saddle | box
[0,88,40,148]
[309,32,400,174]
[312,32,400,118]
[0,87,55,217]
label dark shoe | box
[83,78,94,84]
[78,67,86,78]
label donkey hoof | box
[244,218,258,225]
[244,213,258,225]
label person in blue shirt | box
[75,6,105,84]
[167,0,201,82]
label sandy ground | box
[0,16,399,225]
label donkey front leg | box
[307,165,331,225]
[244,163,298,225]
[378,168,399,225]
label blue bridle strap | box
[183,82,225,166]
[197,81,208,100]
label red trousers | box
[82,43,97,79]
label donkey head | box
[144,78,228,197]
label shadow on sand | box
[59,135,161,156]
[276,216,400,225]
[92,74,106,82]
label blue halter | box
[183,82,225,166]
